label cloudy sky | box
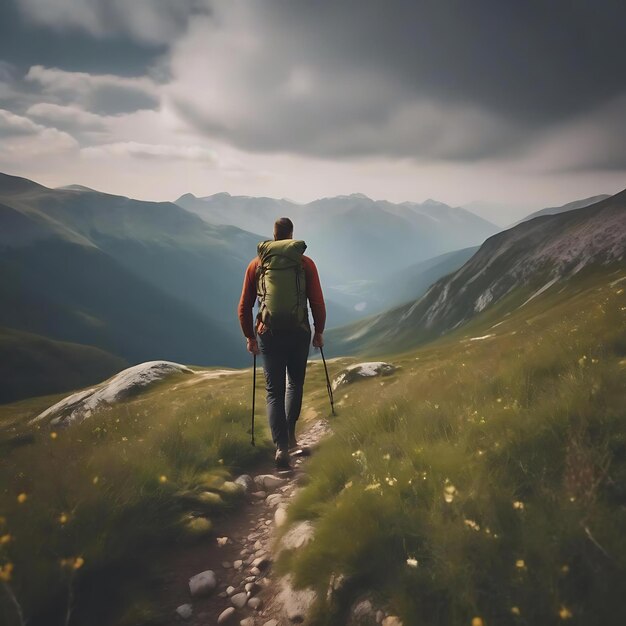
[1,0,625,223]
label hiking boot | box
[275,446,291,469]
[287,422,298,450]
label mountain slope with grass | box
[0,327,127,404]
[328,189,626,355]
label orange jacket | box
[238,255,326,339]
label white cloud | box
[26,102,107,130]
[0,109,79,161]
[81,141,219,163]
[25,65,159,114]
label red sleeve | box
[238,258,258,339]
[303,256,326,334]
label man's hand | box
[246,337,260,355]
[312,332,324,348]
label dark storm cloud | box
[162,0,626,167]
[0,1,165,76]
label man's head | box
[274,217,294,240]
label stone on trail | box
[382,617,403,626]
[332,362,397,391]
[251,491,267,500]
[189,570,217,596]
[226,585,236,596]
[235,474,255,493]
[231,592,248,609]
[265,493,283,508]
[254,474,286,491]
[217,606,237,624]
[175,604,193,620]
[263,621,279,626]
[278,520,315,551]
[240,619,255,626]
[247,596,262,610]
[278,575,317,624]
[275,505,288,527]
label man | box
[238,217,326,469]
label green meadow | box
[1,267,625,625]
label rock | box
[331,362,397,391]
[265,493,283,508]
[175,604,193,620]
[217,607,237,624]
[251,491,267,500]
[245,582,260,594]
[231,592,248,609]
[275,505,288,527]
[226,585,236,596]
[382,617,403,626]
[235,474,255,493]
[222,561,233,569]
[353,599,374,618]
[278,521,315,552]
[245,575,256,582]
[263,621,279,626]
[376,611,385,623]
[247,596,262,610]
[252,556,271,570]
[254,540,263,550]
[32,361,195,426]
[189,570,217,596]
[250,566,261,576]
[278,575,317,624]
[240,619,255,626]
[326,573,347,602]
[254,474,286,491]
[234,559,243,569]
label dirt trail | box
[157,412,331,626]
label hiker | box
[238,217,326,468]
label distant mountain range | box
[175,192,500,293]
[328,190,626,355]
[1,170,618,402]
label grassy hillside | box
[0,356,339,626]
[0,327,127,404]
[279,268,626,625]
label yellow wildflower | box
[0,562,13,582]
[92,476,99,485]
[59,513,69,525]
[0,534,11,545]
[50,432,58,440]
[512,501,525,510]
[471,618,484,626]
[515,559,526,569]
[406,557,418,568]
[511,606,521,616]
[559,606,572,620]
[159,475,168,483]
[17,493,27,504]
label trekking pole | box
[319,346,336,416]
[251,353,256,446]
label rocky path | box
[158,417,331,626]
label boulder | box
[217,607,237,624]
[231,592,248,609]
[332,362,397,391]
[235,474,255,493]
[31,361,194,426]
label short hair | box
[274,217,294,240]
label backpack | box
[256,239,308,330]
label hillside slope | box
[328,189,626,355]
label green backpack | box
[256,239,308,330]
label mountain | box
[0,172,264,400]
[517,194,610,224]
[328,189,626,355]
[329,246,480,316]
[175,192,500,291]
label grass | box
[0,367,277,626]
[278,268,626,625]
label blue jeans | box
[258,327,311,449]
